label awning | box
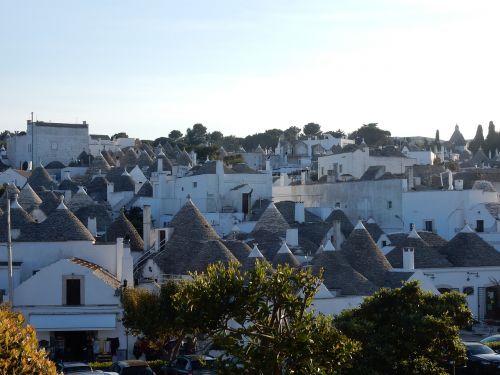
[29,313,117,331]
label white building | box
[402,180,500,240]
[0,195,133,361]
[7,120,90,168]
[317,145,417,180]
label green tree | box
[168,130,183,141]
[242,129,283,151]
[335,281,472,375]
[0,305,57,374]
[468,124,485,153]
[326,129,346,138]
[221,135,244,152]
[484,121,497,157]
[348,123,391,146]
[283,126,301,141]
[122,282,187,359]
[111,132,128,140]
[186,123,208,146]
[302,122,321,137]
[180,262,359,375]
[208,131,224,145]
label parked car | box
[463,341,500,374]
[109,360,155,375]
[56,362,94,374]
[481,335,500,345]
[162,355,216,375]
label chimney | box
[454,179,463,191]
[447,170,453,190]
[87,216,97,236]
[64,190,72,201]
[143,205,152,251]
[107,182,114,195]
[116,237,124,281]
[63,170,71,181]
[403,247,415,270]
[157,157,163,172]
[332,219,343,249]
[414,176,421,186]
[265,159,271,172]
[407,166,414,190]
[294,202,305,224]
[286,228,298,247]
[300,171,306,185]
[216,160,224,176]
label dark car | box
[109,360,155,375]
[463,341,500,374]
[162,355,216,375]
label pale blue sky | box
[1,0,499,140]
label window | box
[339,164,343,173]
[51,142,58,150]
[424,220,433,232]
[476,220,484,233]
[193,181,197,188]
[335,202,341,208]
[387,201,392,209]
[63,276,84,305]
[381,240,387,247]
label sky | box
[1,0,499,141]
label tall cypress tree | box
[484,121,497,157]
[468,124,485,153]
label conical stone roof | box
[0,184,21,209]
[439,225,500,267]
[28,166,56,191]
[137,150,153,169]
[152,199,239,275]
[67,186,94,212]
[272,242,300,268]
[312,250,377,296]
[253,202,289,236]
[18,183,43,212]
[37,189,61,216]
[341,221,392,286]
[104,210,144,251]
[28,197,95,241]
[0,195,35,241]
[136,180,153,197]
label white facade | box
[89,137,137,157]
[146,160,272,225]
[403,150,436,165]
[7,121,89,168]
[317,148,417,180]
[402,189,500,240]
[274,178,407,233]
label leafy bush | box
[0,305,57,374]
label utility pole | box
[6,190,13,305]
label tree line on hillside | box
[141,122,392,157]
[121,261,472,375]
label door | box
[242,193,251,215]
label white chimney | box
[447,170,453,190]
[265,160,271,172]
[454,179,463,191]
[63,170,72,181]
[143,205,152,251]
[157,157,163,172]
[87,216,97,236]
[286,228,299,247]
[332,218,343,249]
[116,237,124,281]
[403,247,415,270]
[300,171,306,185]
[294,202,305,224]
[216,160,224,176]
[107,182,114,195]
[64,190,72,201]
